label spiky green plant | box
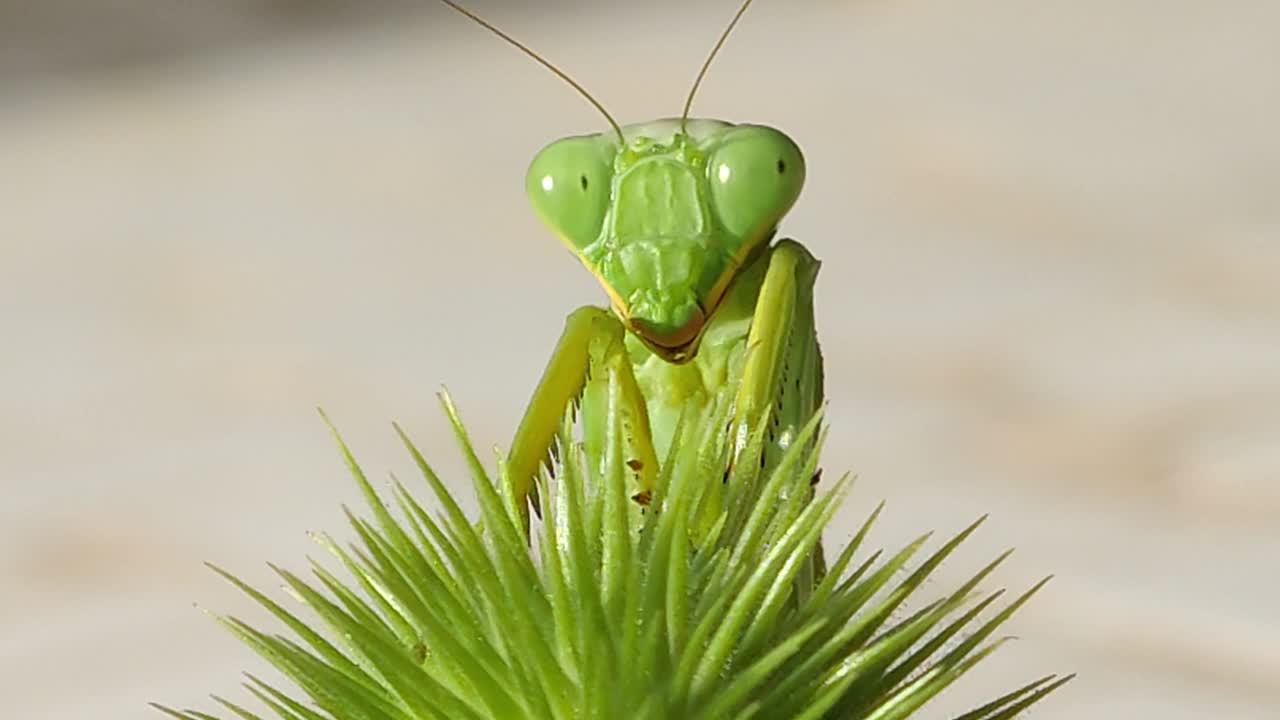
[155,383,1070,719]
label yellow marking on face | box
[698,229,769,326]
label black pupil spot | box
[580,175,589,190]
[776,159,786,174]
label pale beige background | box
[2,1,1278,718]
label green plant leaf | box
[161,388,1067,719]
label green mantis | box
[439,0,824,535]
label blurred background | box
[2,0,1278,717]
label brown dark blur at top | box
[0,0,501,91]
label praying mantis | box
[439,0,825,537]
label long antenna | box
[436,0,625,143]
[681,0,757,133]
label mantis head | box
[436,0,792,361]
[526,120,805,361]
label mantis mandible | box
[439,0,824,530]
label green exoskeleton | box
[440,0,823,537]
[512,120,822,511]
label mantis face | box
[526,118,805,362]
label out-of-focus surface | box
[2,1,1278,717]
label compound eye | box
[708,125,806,241]
[526,136,615,250]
